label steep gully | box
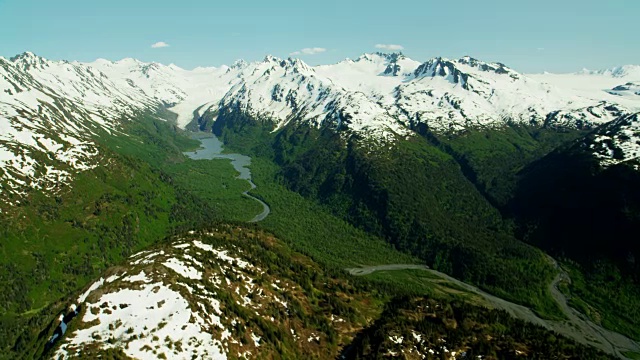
[183,132,270,223]
[347,261,640,359]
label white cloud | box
[375,44,404,51]
[151,41,170,49]
[289,47,326,56]
[537,47,545,51]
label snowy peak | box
[350,52,421,77]
[456,56,518,77]
[260,56,313,74]
[413,57,471,88]
[10,51,51,71]
[355,52,403,63]
[380,53,416,77]
[413,56,519,88]
[230,59,248,70]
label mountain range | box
[2,50,640,359]
[2,51,639,204]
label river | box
[346,262,640,359]
[183,132,270,222]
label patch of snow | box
[121,270,150,283]
[251,332,261,347]
[162,258,202,280]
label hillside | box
[509,113,640,339]
[2,50,640,358]
[343,296,616,360]
[21,225,619,360]
[33,225,376,360]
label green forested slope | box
[509,140,640,340]
[211,109,563,319]
[0,114,251,354]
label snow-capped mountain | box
[2,50,640,200]
[215,55,410,139]
[317,53,633,132]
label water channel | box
[183,132,270,222]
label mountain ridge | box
[3,50,639,206]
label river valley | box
[183,132,270,222]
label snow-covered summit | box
[3,51,640,200]
[9,51,50,70]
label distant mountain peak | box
[455,56,517,76]
[114,57,145,67]
[413,57,467,83]
[412,56,520,88]
[10,51,40,61]
[230,59,248,70]
[579,64,640,78]
[263,54,281,63]
[10,51,49,70]
[356,52,406,63]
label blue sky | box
[0,0,637,73]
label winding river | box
[183,133,270,222]
[346,261,640,359]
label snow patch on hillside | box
[54,233,303,359]
[588,113,640,167]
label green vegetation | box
[562,261,640,341]
[428,124,586,207]
[247,157,418,268]
[212,109,563,320]
[359,269,481,304]
[0,113,256,355]
[512,143,640,340]
[163,158,263,222]
[622,351,640,360]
